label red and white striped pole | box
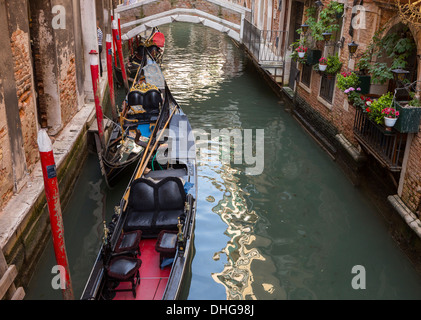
[111,10,118,67]
[112,20,129,92]
[37,129,74,300]
[89,50,105,146]
[117,13,122,39]
[106,34,117,121]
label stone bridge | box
[115,0,251,42]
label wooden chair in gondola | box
[102,230,143,298]
[155,230,178,267]
[114,230,142,256]
[105,255,142,298]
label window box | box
[394,101,421,133]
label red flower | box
[366,107,370,112]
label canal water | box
[26,22,421,300]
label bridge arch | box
[115,0,250,42]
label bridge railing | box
[242,19,288,65]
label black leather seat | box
[105,256,142,298]
[123,177,186,237]
[114,230,142,256]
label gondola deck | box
[112,238,170,300]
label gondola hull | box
[82,90,197,300]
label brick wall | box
[293,0,421,218]
[59,56,78,126]
[10,29,39,172]
[0,100,13,209]
[401,135,421,215]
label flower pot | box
[394,101,421,133]
[306,49,322,65]
[298,52,305,58]
[358,75,371,95]
[319,64,327,71]
[384,116,397,130]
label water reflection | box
[162,23,243,106]
[210,164,263,300]
[161,22,421,300]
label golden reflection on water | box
[161,22,281,300]
[207,162,265,300]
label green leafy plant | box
[355,25,416,84]
[325,54,342,74]
[303,1,344,47]
[408,92,421,107]
[337,72,360,92]
[366,92,394,124]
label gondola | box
[115,28,165,88]
[99,45,167,187]
[81,82,197,300]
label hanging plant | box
[355,25,416,85]
[325,54,342,74]
[302,1,344,48]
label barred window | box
[319,73,336,104]
[301,63,312,88]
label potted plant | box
[337,71,360,92]
[324,54,342,78]
[297,46,307,58]
[381,107,399,130]
[355,25,416,91]
[318,57,328,71]
[366,92,394,126]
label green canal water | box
[26,22,421,300]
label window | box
[319,73,336,104]
[301,63,312,87]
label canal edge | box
[0,76,110,290]
[237,39,421,273]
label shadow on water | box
[26,22,421,300]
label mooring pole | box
[112,20,129,92]
[89,49,105,146]
[111,10,118,67]
[37,129,74,300]
[117,13,122,39]
[106,34,117,121]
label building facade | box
[0,0,114,210]
[238,0,421,235]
